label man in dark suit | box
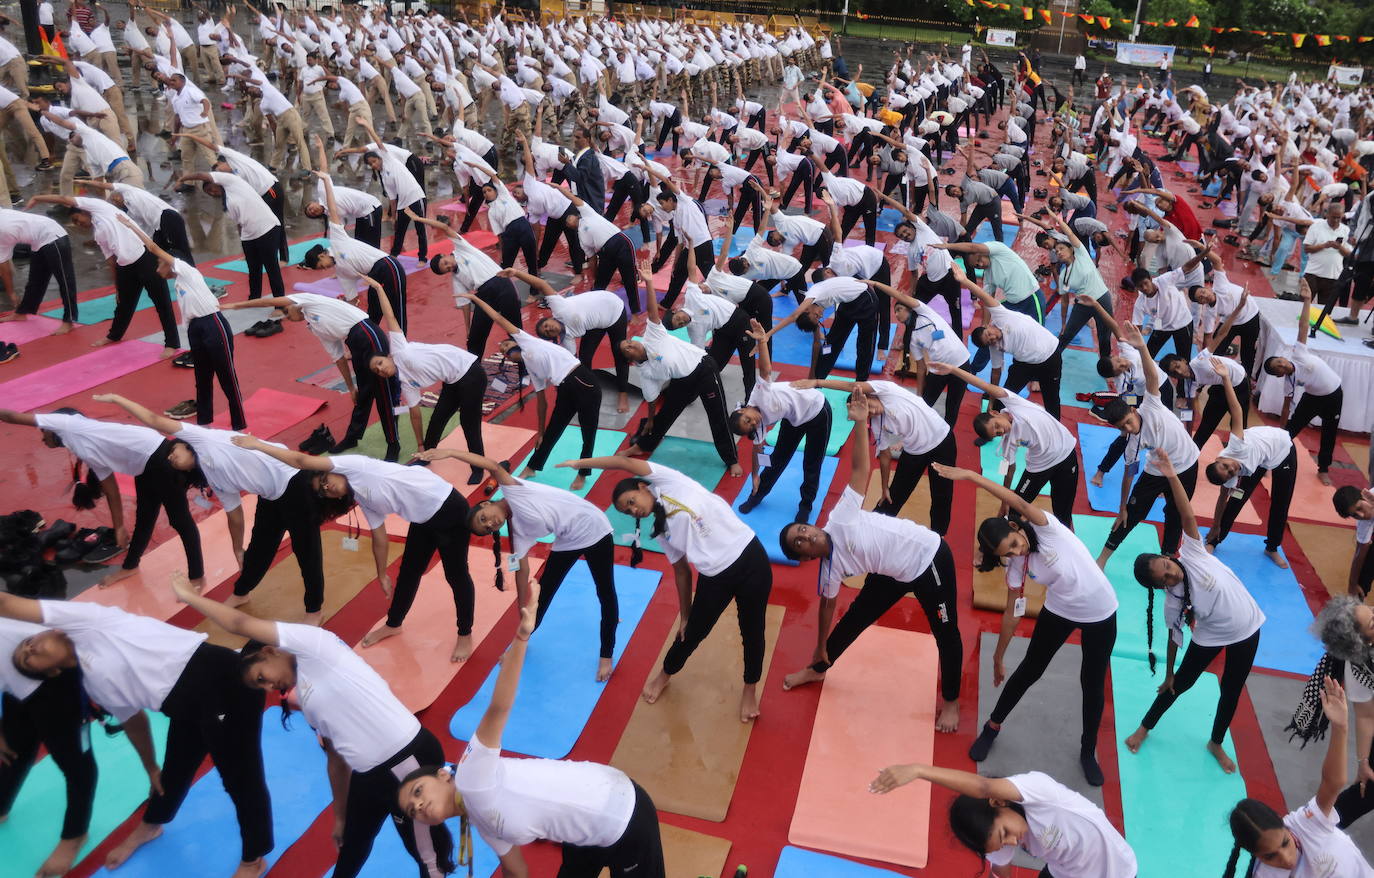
[563,124,605,215]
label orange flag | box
[1163,18,1177,26]
[1184,15,1199,27]
[1315,34,1332,45]
[1292,33,1307,47]
[1039,7,1052,23]
[1100,16,1112,28]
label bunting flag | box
[1315,34,1332,45]
[997,3,1010,9]
[40,31,67,59]
[1337,35,1350,41]
[1202,44,1215,52]
[1079,12,1095,23]
[1251,30,1269,36]
[1040,8,1053,23]
[1184,14,1199,27]
[1211,27,1224,32]
[1099,16,1112,28]
[1360,36,1373,42]
[1292,32,1306,47]
[1163,18,1177,26]
[1022,6,1032,19]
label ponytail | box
[612,477,667,568]
[491,530,506,592]
[71,461,102,510]
[1135,554,1196,675]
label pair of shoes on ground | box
[246,319,283,337]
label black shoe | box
[37,520,76,549]
[299,424,335,455]
[172,351,195,368]
[245,320,269,337]
[257,319,283,337]
[738,495,761,514]
[968,723,1000,762]
[383,443,401,463]
[407,457,431,467]
[0,343,17,364]
[328,439,359,454]
[1080,748,1105,786]
[466,469,485,485]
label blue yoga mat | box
[216,237,329,273]
[449,562,660,758]
[731,454,840,564]
[1201,530,1322,675]
[608,436,725,554]
[766,309,887,376]
[875,207,905,232]
[327,807,501,878]
[1078,423,1166,523]
[775,846,905,877]
[93,707,330,877]
[712,226,755,257]
[972,221,1021,247]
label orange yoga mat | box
[197,531,403,648]
[611,604,784,822]
[1194,435,1261,527]
[353,545,516,713]
[788,626,937,869]
[383,422,536,537]
[1291,521,1358,600]
[1286,443,1351,527]
[74,497,258,621]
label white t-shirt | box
[869,380,950,456]
[1186,353,1246,389]
[546,290,625,348]
[502,479,613,557]
[644,463,756,576]
[175,424,295,511]
[1284,343,1343,397]
[33,412,164,480]
[904,301,967,367]
[636,322,707,402]
[0,209,65,262]
[745,379,825,442]
[986,772,1137,878]
[1219,427,1293,482]
[1253,797,1374,878]
[989,306,1057,365]
[512,329,580,392]
[38,601,205,723]
[388,333,478,408]
[1006,515,1119,624]
[1000,393,1076,472]
[820,486,941,598]
[288,292,367,361]
[454,737,636,857]
[277,623,420,773]
[208,172,281,241]
[1171,534,1266,647]
[0,618,47,700]
[329,455,452,529]
[1129,392,1201,477]
[1303,220,1350,280]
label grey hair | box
[1312,596,1374,664]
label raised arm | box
[1152,449,1200,541]
[556,454,652,476]
[402,209,460,238]
[639,258,662,325]
[473,585,539,749]
[1316,677,1351,816]
[927,361,1005,398]
[1119,321,1159,397]
[92,392,182,436]
[869,762,1023,803]
[170,572,281,644]
[931,464,1049,526]
[844,387,872,494]
[229,434,335,471]
[457,291,520,337]
[1296,277,1313,345]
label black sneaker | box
[299,424,335,455]
[327,438,358,454]
[258,319,284,337]
[172,351,195,368]
[36,157,54,171]
[0,343,18,364]
[81,528,125,563]
[165,399,197,420]
[1080,748,1105,786]
[968,723,1000,762]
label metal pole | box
[1130,0,1143,43]
[1057,0,1066,54]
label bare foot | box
[37,835,84,877]
[91,337,115,348]
[361,624,402,647]
[105,822,163,869]
[230,858,268,878]
[450,633,473,662]
[53,321,74,335]
[936,699,960,733]
[570,473,586,491]
[517,465,535,479]
[1090,472,1105,488]
[224,592,252,608]
[1124,726,1148,754]
[0,312,25,323]
[616,393,629,413]
[596,657,613,682]
[160,347,178,359]
[624,444,647,458]
[641,670,671,703]
[1208,740,1237,773]
[302,610,324,626]
[739,683,760,722]
[1266,550,1289,569]
[727,463,743,477]
[782,666,825,690]
[1318,471,1333,486]
[98,567,136,589]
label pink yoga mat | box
[212,387,326,438]
[0,341,165,411]
[1195,435,1262,527]
[292,278,347,298]
[789,625,936,869]
[353,545,516,712]
[0,316,64,345]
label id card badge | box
[931,329,945,341]
[757,448,772,467]
[1178,407,1193,423]
[490,377,509,393]
[1230,488,1246,500]
[1123,393,1140,407]
[341,536,360,551]
[506,553,521,572]
[820,344,833,356]
[997,457,1012,476]
[1013,596,1027,617]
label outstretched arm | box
[1297,277,1313,345]
[92,393,182,436]
[229,434,336,471]
[473,585,539,750]
[416,449,517,485]
[170,573,281,644]
[869,762,1022,803]
[557,455,652,476]
[115,214,174,266]
[1316,677,1352,817]
[500,267,556,299]
[1119,321,1158,397]
[927,361,1005,399]
[931,464,1048,526]
[640,259,662,325]
[1152,449,1200,541]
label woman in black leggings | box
[463,290,603,492]
[578,455,773,724]
[1123,448,1264,773]
[943,465,1119,787]
[518,271,631,414]
[0,620,97,878]
[778,392,965,733]
[428,451,622,682]
[171,582,454,878]
[1,593,271,877]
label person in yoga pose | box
[418,449,621,682]
[170,575,454,878]
[1123,448,1264,773]
[565,455,772,722]
[869,762,1136,877]
[778,387,964,732]
[940,464,1118,786]
[398,585,666,878]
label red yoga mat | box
[211,387,327,438]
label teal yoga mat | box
[608,437,726,555]
[731,454,840,564]
[215,237,329,273]
[448,562,660,758]
[515,427,626,498]
[92,707,330,877]
[979,435,1048,496]
[0,714,168,877]
[1060,347,1105,410]
[1071,512,1162,665]
[764,387,856,456]
[775,846,905,877]
[44,290,141,324]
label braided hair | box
[468,502,509,592]
[611,477,667,568]
[1223,799,1282,878]
[1134,553,1195,675]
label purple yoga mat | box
[0,341,166,411]
[0,316,64,345]
[292,278,347,298]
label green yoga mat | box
[216,238,329,273]
[1070,513,1162,665]
[1111,654,1247,878]
[979,436,1047,496]
[354,406,438,461]
[764,387,856,457]
[608,436,727,555]
[0,713,169,876]
[516,427,625,497]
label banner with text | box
[1115,42,1176,67]
[986,28,1017,46]
[1329,65,1365,85]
